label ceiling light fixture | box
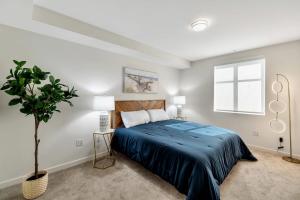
[191,19,209,32]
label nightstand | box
[175,116,187,120]
[93,129,115,169]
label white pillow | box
[147,109,169,122]
[121,110,150,128]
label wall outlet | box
[75,139,83,147]
[252,131,259,136]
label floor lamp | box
[269,74,300,164]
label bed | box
[111,100,257,200]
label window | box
[214,58,265,115]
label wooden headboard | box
[113,99,166,128]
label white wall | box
[0,25,179,187]
[180,40,300,156]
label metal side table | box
[93,129,115,169]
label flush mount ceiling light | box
[191,19,209,32]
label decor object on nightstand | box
[173,96,186,119]
[93,129,115,169]
[1,60,78,199]
[93,96,115,132]
[269,73,300,164]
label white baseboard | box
[0,152,107,190]
[248,144,300,159]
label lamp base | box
[282,156,300,164]
[177,106,183,118]
[99,112,109,132]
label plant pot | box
[22,170,48,199]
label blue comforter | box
[111,119,257,200]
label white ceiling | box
[0,0,190,69]
[35,0,300,61]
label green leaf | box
[6,75,13,79]
[20,107,31,114]
[5,89,16,95]
[1,84,10,90]
[49,75,55,84]
[33,65,39,72]
[42,114,50,122]
[13,60,19,65]
[8,98,22,106]
[19,78,25,85]
[13,60,26,67]
[33,79,41,84]
[19,61,26,67]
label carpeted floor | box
[1,148,300,200]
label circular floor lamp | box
[269,74,300,164]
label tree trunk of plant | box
[34,116,40,179]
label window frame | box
[213,58,266,116]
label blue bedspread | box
[111,120,257,200]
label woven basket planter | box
[22,170,48,199]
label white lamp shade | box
[269,100,286,114]
[272,80,283,94]
[270,119,286,133]
[173,96,186,105]
[93,96,115,111]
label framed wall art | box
[123,67,159,93]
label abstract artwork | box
[123,67,159,93]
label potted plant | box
[1,60,78,199]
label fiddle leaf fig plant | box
[1,60,78,179]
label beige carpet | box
[1,149,300,200]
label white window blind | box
[214,58,265,115]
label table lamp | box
[173,96,186,118]
[93,96,115,132]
